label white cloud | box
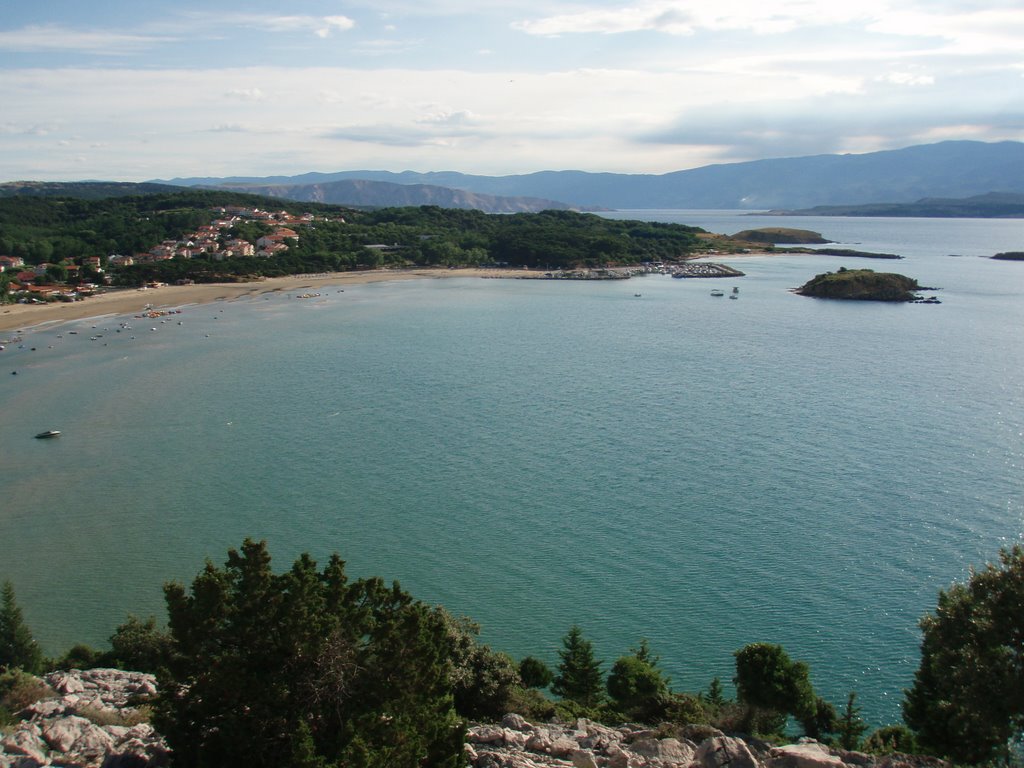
[0,24,174,53]
[179,12,356,37]
[867,8,1024,55]
[512,0,891,37]
[0,60,1020,181]
[225,88,266,102]
[880,72,936,86]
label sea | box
[1,210,1022,727]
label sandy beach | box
[0,268,538,333]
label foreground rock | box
[467,719,949,768]
[0,669,168,768]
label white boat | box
[710,289,725,296]
[35,430,61,439]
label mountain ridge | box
[152,140,1024,210]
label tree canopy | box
[734,642,816,735]
[607,639,670,721]
[156,539,464,768]
[0,192,704,291]
[903,545,1024,765]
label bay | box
[1,212,1022,726]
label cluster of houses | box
[108,205,329,268]
[1,206,337,302]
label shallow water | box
[1,213,1022,725]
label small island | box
[730,227,831,244]
[992,251,1024,261]
[795,267,938,302]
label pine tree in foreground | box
[551,625,605,708]
[0,580,43,674]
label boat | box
[729,294,739,299]
[710,289,725,297]
[34,430,61,439]
[732,286,739,294]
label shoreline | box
[0,268,540,333]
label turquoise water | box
[1,213,1022,726]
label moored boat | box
[34,430,61,439]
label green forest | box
[3,541,1024,767]
[0,190,705,293]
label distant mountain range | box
[154,140,1024,211]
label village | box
[0,205,340,303]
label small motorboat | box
[710,289,725,297]
[35,430,61,439]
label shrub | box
[662,693,710,727]
[863,725,917,755]
[519,656,554,689]
[607,644,670,723]
[54,644,103,671]
[439,609,521,720]
[78,703,153,728]
[506,686,556,721]
[108,615,173,673]
[0,668,52,722]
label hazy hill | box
[208,178,585,213]
[0,180,182,199]
[155,140,1024,210]
[774,191,1024,218]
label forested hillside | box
[0,191,704,290]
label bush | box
[863,725,917,755]
[54,644,103,671]
[439,609,521,720]
[519,656,554,689]
[78,703,153,728]
[108,615,173,673]
[553,698,604,722]
[506,686,556,721]
[662,693,711,727]
[0,668,52,724]
[607,647,669,723]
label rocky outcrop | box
[4,675,951,768]
[731,229,831,245]
[0,669,168,768]
[466,719,950,768]
[794,269,930,302]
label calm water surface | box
[1,212,1022,725]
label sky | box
[1,0,1022,181]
